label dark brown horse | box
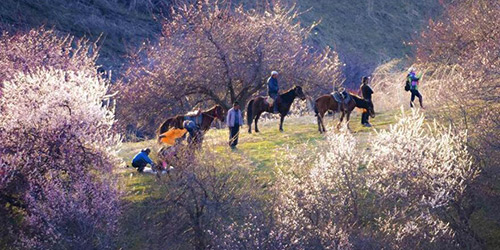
[314,93,375,133]
[247,85,306,133]
[157,105,225,136]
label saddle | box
[266,96,274,106]
[265,95,280,109]
[331,89,351,105]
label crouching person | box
[132,148,155,173]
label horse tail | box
[157,118,171,137]
[313,99,319,116]
[247,99,254,126]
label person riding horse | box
[247,85,307,133]
[267,71,280,114]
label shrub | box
[0,27,98,96]
[138,150,265,250]
[0,68,121,249]
[273,110,479,248]
[415,0,500,162]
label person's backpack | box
[404,77,411,91]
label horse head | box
[294,85,307,101]
[213,105,226,122]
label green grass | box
[116,109,500,249]
[115,110,401,248]
[114,110,399,248]
[117,110,399,199]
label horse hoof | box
[255,130,260,133]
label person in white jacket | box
[226,101,244,149]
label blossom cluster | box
[270,110,477,248]
[0,29,120,249]
[116,0,342,134]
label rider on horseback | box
[267,71,279,114]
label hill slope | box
[0,0,443,83]
[116,111,399,248]
[298,0,443,83]
[118,110,500,249]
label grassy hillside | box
[0,0,443,82]
[116,110,400,248]
[117,109,500,249]
[0,0,164,74]
[298,0,443,83]
[118,110,398,175]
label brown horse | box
[157,105,225,136]
[314,93,375,133]
[247,85,307,133]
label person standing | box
[359,76,374,127]
[226,101,243,149]
[408,67,424,109]
[267,71,280,114]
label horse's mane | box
[284,86,299,93]
[348,92,363,101]
[204,104,220,113]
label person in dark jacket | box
[267,71,279,114]
[183,120,201,145]
[132,148,155,173]
[359,76,374,127]
[407,67,424,109]
[226,101,243,149]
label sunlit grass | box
[117,110,400,194]
[115,108,500,248]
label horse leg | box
[346,111,352,131]
[255,113,262,133]
[337,111,345,129]
[248,111,254,134]
[317,113,322,133]
[318,111,327,133]
[279,115,285,132]
[321,113,327,133]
